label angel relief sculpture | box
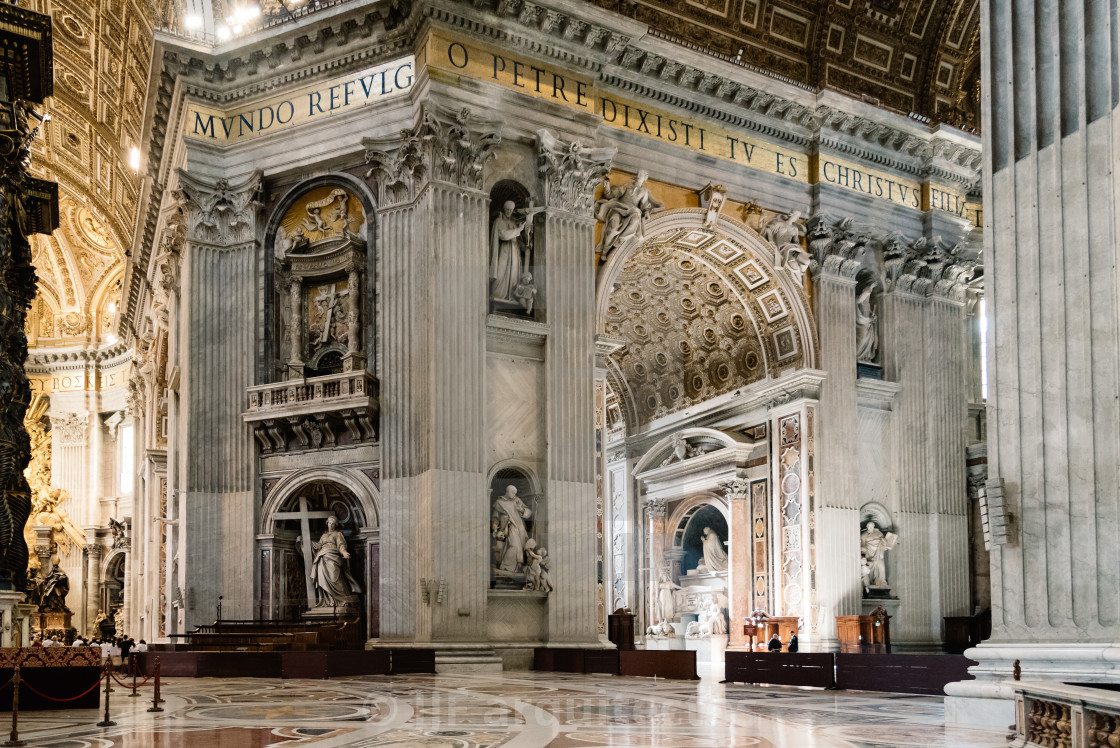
[276,187,365,256]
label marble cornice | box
[26,344,133,375]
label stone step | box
[434,647,504,674]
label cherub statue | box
[512,271,538,314]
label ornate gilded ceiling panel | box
[587,0,980,130]
[604,226,806,427]
[21,0,176,346]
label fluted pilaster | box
[175,169,263,625]
[537,130,614,644]
[366,104,498,644]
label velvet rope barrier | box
[18,676,104,702]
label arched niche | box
[263,174,378,380]
[669,495,729,577]
[595,209,817,433]
[487,178,540,319]
[487,461,544,590]
[258,468,380,636]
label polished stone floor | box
[15,668,1007,747]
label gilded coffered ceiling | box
[603,223,810,427]
[587,0,981,131]
[19,0,179,346]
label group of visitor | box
[767,630,799,653]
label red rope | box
[19,675,103,702]
[109,671,154,688]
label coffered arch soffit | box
[598,209,816,430]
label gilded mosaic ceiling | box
[587,0,981,131]
[20,0,178,345]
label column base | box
[944,641,1120,726]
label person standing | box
[787,631,799,653]
[767,633,782,652]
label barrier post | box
[146,657,163,713]
[128,654,139,697]
[4,665,24,747]
[96,661,116,727]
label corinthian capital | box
[806,213,866,280]
[643,497,668,520]
[536,129,615,215]
[364,104,501,206]
[173,170,263,246]
[718,477,751,500]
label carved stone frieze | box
[536,129,615,216]
[173,170,264,246]
[882,234,978,300]
[364,104,501,207]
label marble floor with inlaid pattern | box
[12,668,1008,747]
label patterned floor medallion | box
[11,670,1006,747]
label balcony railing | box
[1011,681,1120,747]
[244,371,378,453]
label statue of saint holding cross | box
[298,516,362,610]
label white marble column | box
[947,0,1120,725]
[365,105,498,645]
[537,130,615,645]
[174,169,263,627]
[720,478,751,650]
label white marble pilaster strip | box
[544,212,599,644]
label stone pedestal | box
[33,610,72,640]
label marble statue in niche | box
[856,285,879,363]
[763,211,812,282]
[491,484,533,574]
[523,539,553,592]
[512,271,538,314]
[698,526,729,573]
[490,200,542,305]
[595,170,663,258]
[300,516,362,609]
[860,521,898,594]
[657,571,682,622]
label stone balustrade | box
[1011,681,1120,747]
[243,371,379,453]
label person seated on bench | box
[787,631,799,653]
[767,633,782,652]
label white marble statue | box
[686,603,726,638]
[657,572,682,622]
[491,485,533,574]
[763,211,812,283]
[595,170,663,258]
[856,286,879,363]
[490,201,540,302]
[860,521,898,589]
[660,433,697,466]
[646,619,674,638]
[523,539,554,592]
[512,271,538,314]
[699,526,728,573]
[300,516,362,608]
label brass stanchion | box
[96,661,116,727]
[128,654,138,697]
[4,665,25,747]
[146,657,163,713]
